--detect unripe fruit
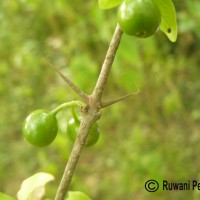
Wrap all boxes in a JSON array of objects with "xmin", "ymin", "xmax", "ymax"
[
  {"xmin": 67, "ymin": 118, "xmax": 100, "ymax": 147},
  {"xmin": 118, "ymin": 0, "xmax": 161, "ymax": 38},
  {"xmin": 22, "ymin": 110, "xmax": 58, "ymax": 147}
]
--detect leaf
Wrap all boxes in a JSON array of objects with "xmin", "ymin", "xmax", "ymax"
[
  {"xmin": 98, "ymin": 0, "xmax": 122, "ymax": 9},
  {"xmin": 66, "ymin": 191, "xmax": 92, "ymax": 200},
  {"xmin": 17, "ymin": 172, "xmax": 54, "ymax": 200},
  {"xmin": 0, "ymin": 192, "xmax": 15, "ymax": 200},
  {"xmin": 152, "ymin": 0, "xmax": 178, "ymax": 42}
]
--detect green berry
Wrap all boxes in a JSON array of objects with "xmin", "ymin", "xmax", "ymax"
[
  {"xmin": 22, "ymin": 110, "xmax": 58, "ymax": 147},
  {"xmin": 118, "ymin": 0, "xmax": 161, "ymax": 38},
  {"xmin": 67, "ymin": 118, "xmax": 100, "ymax": 147}
]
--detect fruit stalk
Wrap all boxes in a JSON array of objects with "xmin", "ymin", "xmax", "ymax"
[
  {"xmin": 51, "ymin": 100, "xmax": 84, "ymax": 116},
  {"xmin": 70, "ymin": 106, "xmax": 79, "ymax": 123}
]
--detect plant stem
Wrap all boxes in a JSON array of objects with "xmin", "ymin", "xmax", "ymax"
[
  {"xmin": 92, "ymin": 24, "xmax": 123, "ymax": 102},
  {"xmin": 55, "ymin": 113, "xmax": 99, "ymax": 200},
  {"xmin": 55, "ymin": 24, "xmax": 123, "ymax": 200},
  {"xmin": 70, "ymin": 106, "xmax": 79, "ymax": 123},
  {"xmin": 51, "ymin": 100, "xmax": 84, "ymax": 116}
]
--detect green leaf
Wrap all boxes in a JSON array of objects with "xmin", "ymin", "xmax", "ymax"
[
  {"xmin": 17, "ymin": 172, "xmax": 54, "ymax": 200},
  {"xmin": 98, "ymin": 0, "xmax": 122, "ymax": 9},
  {"xmin": 152, "ymin": 0, "xmax": 178, "ymax": 42},
  {"xmin": 0, "ymin": 192, "xmax": 15, "ymax": 200},
  {"xmin": 66, "ymin": 191, "xmax": 91, "ymax": 200}
]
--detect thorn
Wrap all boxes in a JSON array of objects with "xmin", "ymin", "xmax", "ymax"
[
  {"xmin": 101, "ymin": 90, "xmax": 140, "ymax": 108},
  {"xmin": 46, "ymin": 61, "xmax": 88, "ymax": 102}
]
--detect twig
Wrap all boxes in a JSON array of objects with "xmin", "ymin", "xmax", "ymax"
[
  {"xmin": 55, "ymin": 24, "xmax": 123, "ymax": 200},
  {"xmin": 55, "ymin": 113, "xmax": 100, "ymax": 200},
  {"xmin": 92, "ymin": 24, "xmax": 123, "ymax": 101}
]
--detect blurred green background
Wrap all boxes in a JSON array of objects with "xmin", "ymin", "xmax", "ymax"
[{"xmin": 1, "ymin": 0, "xmax": 200, "ymax": 199}]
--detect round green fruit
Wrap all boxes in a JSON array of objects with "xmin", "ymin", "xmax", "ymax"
[
  {"xmin": 22, "ymin": 109, "xmax": 58, "ymax": 147},
  {"xmin": 118, "ymin": 0, "xmax": 161, "ymax": 38},
  {"xmin": 67, "ymin": 118, "xmax": 100, "ymax": 147}
]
